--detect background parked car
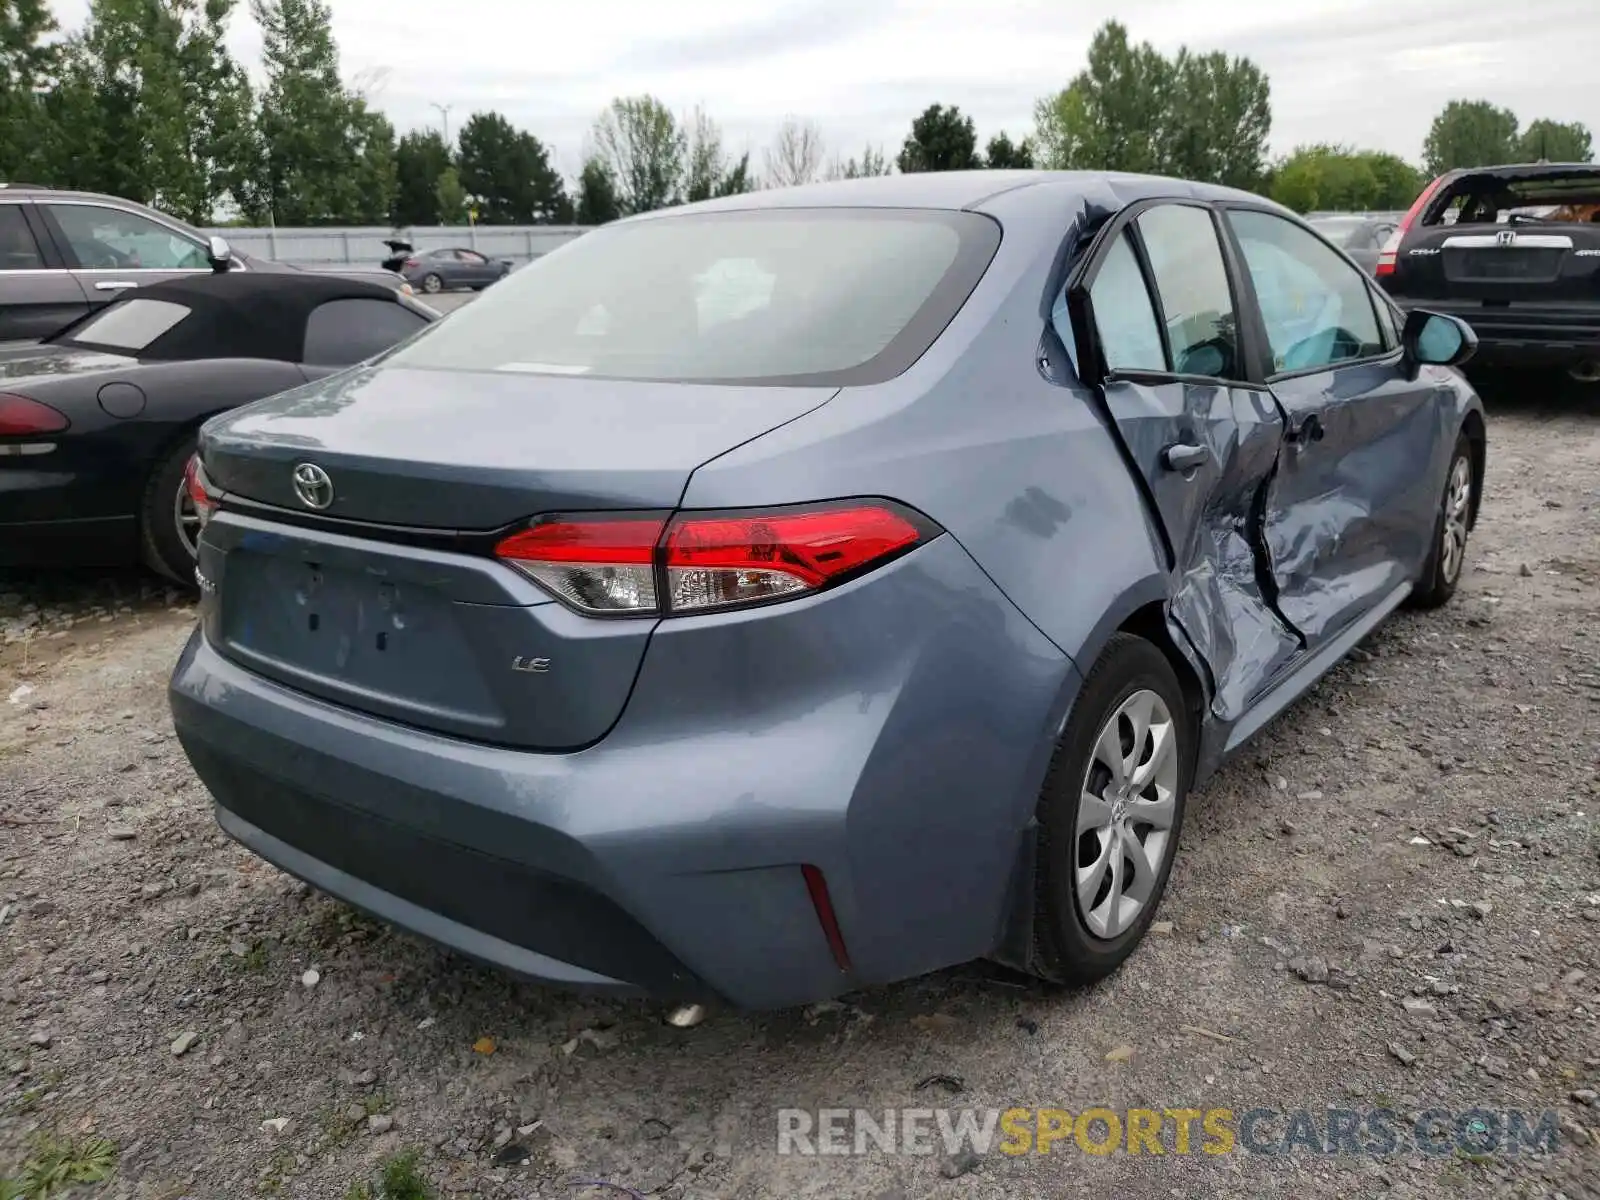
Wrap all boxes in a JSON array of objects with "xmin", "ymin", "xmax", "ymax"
[
  {"xmin": 171, "ymin": 171, "xmax": 1485, "ymax": 1011},
  {"xmin": 395, "ymin": 246, "xmax": 514, "ymax": 293},
  {"xmin": 0, "ymin": 271, "xmax": 437, "ymax": 583},
  {"xmin": 1307, "ymin": 213, "xmax": 1400, "ymax": 275},
  {"xmin": 0, "ymin": 184, "xmax": 413, "ymax": 343},
  {"xmin": 1377, "ymin": 162, "xmax": 1600, "ymax": 384}
]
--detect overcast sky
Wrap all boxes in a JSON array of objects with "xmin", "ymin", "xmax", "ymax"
[{"xmin": 50, "ymin": 0, "xmax": 1599, "ymax": 180}]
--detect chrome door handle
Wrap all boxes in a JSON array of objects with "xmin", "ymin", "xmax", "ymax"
[
  {"xmin": 1162, "ymin": 443, "xmax": 1209, "ymax": 472},
  {"xmin": 95, "ymin": 281, "xmax": 137, "ymax": 291}
]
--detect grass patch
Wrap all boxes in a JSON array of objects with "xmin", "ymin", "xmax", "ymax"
[
  {"xmin": 377, "ymin": 1150, "xmax": 434, "ymax": 1200},
  {"xmin": 341, "ymin": 1150, "xmax": 434, "ymax": 1200},
  {"xmin": 0, "ymin": 1131, "xmax": 117, "ymax": 1197}
]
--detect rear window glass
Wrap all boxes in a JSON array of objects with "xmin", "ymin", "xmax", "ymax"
[
  {"xmin": 61, "ymin": 298, "xmax": 190, "ymax": 351},
  {"xmin": 383, "ymin": 209, "xmax": 1001, "ymax": 385},
  {"xmin": 1427, "ymin": 170, "xmax": 1600, "ymax": 226}
]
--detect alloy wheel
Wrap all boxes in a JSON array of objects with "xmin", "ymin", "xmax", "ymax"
[
  {"xmin": 1074, "ymin": 688, "xmax": 1179, "ymax": 940},
  {"xmin": 173, "ymin": 477, "xmax": 201, "ymax": 560},
  {"xmin": 1440, "ymin": 455, "xmax": 1471, "ymax": 585}
]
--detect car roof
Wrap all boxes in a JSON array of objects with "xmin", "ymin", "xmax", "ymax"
[
  {"xmin": 52, "ymin": 271, "xmax": 408, "ymax": 363},
  {"xmin": 629, "ymin": 169, "xmax": 1273, "ymax": 220},
  {"xmin": 1440, "ymin": 162, "xmax": 1600, "ymax": 182}
]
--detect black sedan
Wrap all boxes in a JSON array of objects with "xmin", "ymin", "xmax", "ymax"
[{"xmin": 0, "ymin": 272, "xmax": 437, "ymax": 583}]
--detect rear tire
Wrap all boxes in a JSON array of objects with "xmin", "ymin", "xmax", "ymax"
[
  {"xmin": 1407, "ymin": 432, "xmax": 1473, "ymax": 610},
  {"xmin": 421, "ymin": 273, "xmax": 443, "ymax": 294},
  {"xmin": 1030, "ymin": 634, "xmax": 1191, "ymax": 986},
  {"xmin": 139, "ymin": 434, "xmax": 199, "ymax": 587}
]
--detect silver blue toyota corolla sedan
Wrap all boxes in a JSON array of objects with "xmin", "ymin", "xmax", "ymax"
[{"xmin": 169, "ymin": 171, "xmax": 1485, "ymax": 1010}]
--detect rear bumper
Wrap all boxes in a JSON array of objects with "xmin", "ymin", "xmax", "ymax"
[
  {"xmin": 1395, "ymin": 298, "xmax": 1600, "ymax": 367},
  {"xmin": 169, "ymin": 535, "xmax": 1078, "ymax": 1009}
]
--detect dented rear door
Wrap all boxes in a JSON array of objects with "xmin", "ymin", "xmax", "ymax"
[{"xmin": 1073, "ymin": 202, "xmax": 1303, "ymax": 723}]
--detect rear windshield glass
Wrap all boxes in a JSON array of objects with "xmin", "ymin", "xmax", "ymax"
[
  {"xmin": 59, "ymin": 297, "xmax": 190, "ymax": 351},
  {"xmin": 1426, "ymin": 170, "xmax": 1600, "ymax": 226},
  {"xmin": 383, "ymin": 208, "xmax": 1001, "ymax": 385}
]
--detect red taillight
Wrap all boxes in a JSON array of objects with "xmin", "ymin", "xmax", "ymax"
[
  {"xmin": 0, "ymin": 393, "xmax": 68, "ymax": 436},
  {"xmin": 183, "ymin": 453, "xmax": 219, "ymax": 528},
  {"xmin": 493, "ymin": 501, "xmax": 936, "ymax": 617},
  {"xmin": 404, "ymin": 258, "xmax": 419, "ymax": 268},
  {"xmin": 1377, "ymin": 173, "xmax": 1448, "ymax": 278},
  {"xmin": 494, "ymin": 516, "xmax": 663, "ymax": 614}
]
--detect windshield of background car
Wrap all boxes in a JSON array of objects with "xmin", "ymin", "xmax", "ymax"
[
  {"xmin": 58, "ymin": 298, "xmax": 190, "ymax": 352},
  {"xmin": 382, "ymin": 208, "xmax": 1002, "ymax": 385}
]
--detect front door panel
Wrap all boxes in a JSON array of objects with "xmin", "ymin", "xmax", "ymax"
[{"xmin": 1265, "ymin": 361, "xmax": 1446, "ymax": 643}]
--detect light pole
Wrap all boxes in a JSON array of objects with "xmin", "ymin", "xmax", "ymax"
[{"xmin": 431, "ymin": 102, "xmax": 453, "ymax": 146}]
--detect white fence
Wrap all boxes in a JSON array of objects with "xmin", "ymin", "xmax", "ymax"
[{"xmin": 203, "ymin": 225, "xmax": 588, "ymax": 267}]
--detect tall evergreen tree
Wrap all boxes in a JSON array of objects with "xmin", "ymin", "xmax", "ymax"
[
  {"xmin": 394, "ymin": 128, "xmax": 451, "ymax": 226},
  {"xmin": 456, "ymin": 110, "xmax": 570, "ymax": 223}
]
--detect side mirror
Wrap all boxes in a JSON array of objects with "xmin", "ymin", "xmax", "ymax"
[
  {"xmin": 206, "ymin": 235, "xmax": 233, "ymax": 274},
  {"xmin": 1402, "ymin": 309, "xmax": 1476, "ymax": 372}
]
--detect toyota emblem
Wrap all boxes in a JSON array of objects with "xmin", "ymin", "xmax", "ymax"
[{"xmin": 292, "ymin": 462, "xmax": 334, "ymax": 510}]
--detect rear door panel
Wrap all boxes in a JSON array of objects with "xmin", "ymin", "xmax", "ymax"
[
  {"xmin": 0, "ymin": 204, "xmax": 90, "ymax": 341},
  {"xmin": 1074, "ymin": 204, "xmax": 1302, "ymax": 722}
]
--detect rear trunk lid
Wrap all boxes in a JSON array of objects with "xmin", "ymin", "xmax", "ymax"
[
  {"xmin": 1397, "ymin": 222, "xmax": 1600, "ymax": 303},
  {"xmin": 196, "ymin": 365, "xmax": 837, "ymax": 750}
]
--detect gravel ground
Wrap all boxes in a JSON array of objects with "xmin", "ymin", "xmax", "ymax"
[{"xmin": 2, "ymin": 387, "xmax": 1598, "ymax": 1200}]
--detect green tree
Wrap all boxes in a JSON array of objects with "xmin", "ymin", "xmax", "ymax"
[
  {"xmin": 1033, "ymin": 22, "xmax": 1174, "ymax": 174},
  {"xmin": 394, "ymin": 129, "xmax": 451, "ymax": 225},
  {"xmin": 984, "ymin": 132, "xmax": 1034, "ymax": 169},
  {"xmin": 1422, "ymin": 100, "xmax": 1518, "ymax": 175},
  {"xmin": 897, "ymin": 104, "xmax": 980, "ymax": 173},
  {"xmin": 433, "ymin": 165, "xmax": 466, "ymax": 223},
  {"xmin": 251, "ymin": 0, "xmax": 388, "ymax": 223},
  {"xmin": 683, "ymin": 108, "xmax": 752, "ymax": 201},
  {"xmin": 1517, "ymin": 118, "xmax": 1593, "ymax": 163},
  {"xmin": 1269, "ymin": 144, "xmax": 1378, "ymax": 213},
  {"xmin": 1164, "ymin": 48, "xmax": 1271, "ymax": 188},
  {"xmin": 826, "ymin": 145, "xmax": 890, "ymax": 179},
  {"xmin": 41, "ymin": 0, "xmax": 253, "ymax": 222},
  {"xmin": 1033, "ymin": 20, "xmax": 1270, "ymax": 189},
  {"xmin": 1360, "ymin": 151, "xmax": 1424, "ymax": 209},
  {"xmin": 456, "ymin": 110, "xmax": 570, "ymax": 223},
  {"xmin": 590, "ymin": 95, "xmax": 683, "ymax": 214},
  {"xmin": 0, "ymin": 0, "xmax": 63, "ymax": 180},
  {"xmin": 574, "ymin": 157, "xmax": 621, "ymax": 225}
]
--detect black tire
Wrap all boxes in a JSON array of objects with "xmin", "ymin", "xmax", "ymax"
[
  {"xmin": 421, "ymin": 273, "xmax": 443, "ymax": 294},
  {"xmin": 1030, "ymin": 634, "xmax": 1191, "ymax": 986},
  {"xmin": 138, "ymin": 433, "xmax": 199, "ymax": 586},
  {"xmin": 1406, "ymin": 432, "xmax": 1473, "ymax": 610}
]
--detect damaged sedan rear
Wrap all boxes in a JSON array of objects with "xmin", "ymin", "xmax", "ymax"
[{"xmin": 168, "ymin": 171, "xmax": 1486, "ymax": 1009}]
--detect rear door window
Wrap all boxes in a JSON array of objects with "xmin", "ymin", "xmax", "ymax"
[
  {"xmin": 303, "ymin": 298, "xmax": 430, "ymax": 366},
  {"xmin": 1227, "ymin": 210, "xmax": 1385, "ymax": 373},
  {"xmin": 382, "ymin": 209, "xmax": 1001, "ymax": 386},
  {"xmin": 1135, "ymin": 205, "xmax": 1240, "ymax": 379},
  {"xmin": 0, "ymin": 206, "xmax": 45, "ymax": 270},
  {"xmin": 1084, "ymin": 233, "xmax": 1166, "ymax": 373}
]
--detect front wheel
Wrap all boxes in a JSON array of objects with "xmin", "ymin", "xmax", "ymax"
[
  {"xmin": 421, "ymin": 273, "xmax": 443, "ymax": 294},
  {"xmin": 1029, "ymin": 634, "xmax": 1191, "ymax": 986},
  {"xmin": 139, "ymin": 435, "xmax": 200, "ymax": 586},
  {"xmin": 1407, "ymin": 432, "xmax": 1473, "ymax": 610}
]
